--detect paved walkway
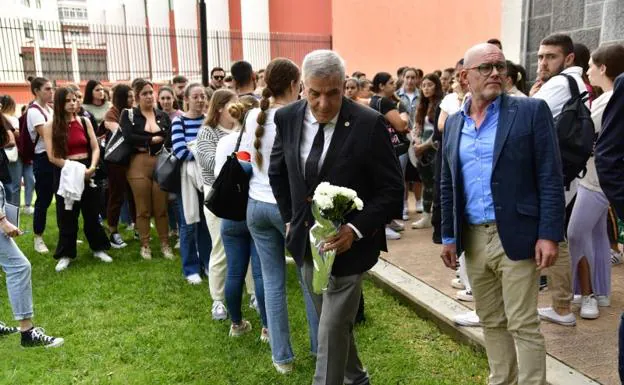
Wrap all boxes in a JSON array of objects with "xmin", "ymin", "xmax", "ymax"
[{"xmin": 383, "ymin": 212, "xmax": 621, "ymax": 385}]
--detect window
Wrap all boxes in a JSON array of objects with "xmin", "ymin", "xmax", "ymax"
[
  {"xmin": 59, "ymin": 6, "xmax": 88, "ymax": 20},
  {"xmin": 23, "ymin": 21, "xmax": 33, "ymax": 39},
  {"xmin": 38, "ymin": 25, "xmax": 44, "ymax": 41}
]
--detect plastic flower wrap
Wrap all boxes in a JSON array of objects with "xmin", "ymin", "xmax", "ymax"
[{"xmin": 310, "ymin": 182, "xmax": 364, "ymax": 294}]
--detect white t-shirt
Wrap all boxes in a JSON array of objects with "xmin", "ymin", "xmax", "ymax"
[
  {"xmin": 26, "ymin": 102, "xmax": 53, "ymax": 154},
  {"xmin": 214, "ymin": 131, "xmax": 239, "ymax": 177},
  {"xmin": 440, "ymin": 93, "xmax": 462, "ymax": 116},
  {"xmin": 533, "ymin": 66, "xmax": 587, "ymax": 119},
  {"xmin": 239, "ymin": 107, "xmax": 279, "ymax": 204},
  {"xmin": 3, "ymin": 114, "xmax": 19, "ymax": 130}
]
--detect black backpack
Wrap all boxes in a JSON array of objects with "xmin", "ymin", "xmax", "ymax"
[{"xmin": 554, "ymin": 74, "xmax": 595, "ymax": 188}]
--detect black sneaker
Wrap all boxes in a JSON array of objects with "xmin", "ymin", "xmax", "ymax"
[
  {"xmin": 0, "ymin": 321, "xmax": 19, "ymax": 336},
  {"xmin": 109, "ymin": 233, "xmax": 128, "ymax": 249},
  {"xmin": 21, "ymin": 327, "xmax": 64, "ymax": 348}
]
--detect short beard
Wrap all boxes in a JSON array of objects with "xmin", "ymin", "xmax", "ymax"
[{"xmin": 541, "ymin": 63, "xmax": 566, "ymax": 82}]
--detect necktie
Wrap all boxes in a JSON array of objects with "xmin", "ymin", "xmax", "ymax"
[{"xmin": 305, "ymin": 122, "xmax": 326, "ymax": 185}]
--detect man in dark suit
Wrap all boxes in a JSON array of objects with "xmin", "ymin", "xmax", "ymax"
[
  {"xmin": 440, "ymin": 43, "xmax": 565, "ymax": 384},
  {"xmin": 269, "ymin": 50, "xmax": 403, "ymax": 385},
  {"xmin": 595, "ymin": 72, "xmax": 624, "ymax": 383}
]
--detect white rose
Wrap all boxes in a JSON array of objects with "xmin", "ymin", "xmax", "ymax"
[
  {"xmin": 354, "ymin": 197, "xmax": 364, "ymax": 210},
  {"xmin": 315, "ymin": 195, "xmax": 334, "ymax": 210}
]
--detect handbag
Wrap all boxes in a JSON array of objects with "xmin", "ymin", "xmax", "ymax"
[
  {"xmin": 103, "ymin": 109, "xmax": 134, "ymax": 165},
  {"xmin": 372, "ymin": 97, "xmax": 410, "ymax": 156},
  {"xmin": 204, "ymin": 125, "xmax": 250, "ymax": 221},
  {"xmin": 154, "ymin": 146, "xmax": 181, "ymax": 193}
]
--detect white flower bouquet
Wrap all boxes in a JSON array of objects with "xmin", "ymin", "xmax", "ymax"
[{"xmin": 310, "ymin": 182, "xmax": 364, "ymax": 294}]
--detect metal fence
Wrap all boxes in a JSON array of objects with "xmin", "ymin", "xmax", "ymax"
[{"xmin": 0, "ymin": 17, "xmax": 332, "ymax": 84}]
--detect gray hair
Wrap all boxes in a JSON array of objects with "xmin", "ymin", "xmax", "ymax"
[{"xmin": 302, "ymin": 50, "xmax": 346, "ymax": 83}]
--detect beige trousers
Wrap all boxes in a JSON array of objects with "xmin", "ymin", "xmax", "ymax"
[
  {"xmin": 203, "ymin": 190, "xmax": 255, "ymax": 301},
  {"xmin": 464, "ymin": 224, "xmax": 546, "ymax": 385},
  {"xmin": 544, "ymin": 241, "xmax": 573, "ymax": 311}
]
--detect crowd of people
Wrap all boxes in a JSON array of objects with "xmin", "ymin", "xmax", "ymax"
[{"xmin": 0, "ymin": 32, "xmax": 622, "ymax": 385}]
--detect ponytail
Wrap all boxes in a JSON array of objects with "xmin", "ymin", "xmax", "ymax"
[{"xmin": 254, "ymin": 87, "xmax": 272, "ymax": 169}]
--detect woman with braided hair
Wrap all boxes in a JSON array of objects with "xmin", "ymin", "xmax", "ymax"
[{"xmin": 239, "ymin": 58, "xmax": 319, "ymax": 374}]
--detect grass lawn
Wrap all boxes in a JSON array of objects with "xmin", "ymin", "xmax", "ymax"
[{"xmin": 0, "ymin": 205, "xmax": 488, "ymax": 384}]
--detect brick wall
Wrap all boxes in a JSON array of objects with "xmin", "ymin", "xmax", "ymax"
[{"xmin": 522, "ymin": 0, "xmax": 624, "ymax": 81}]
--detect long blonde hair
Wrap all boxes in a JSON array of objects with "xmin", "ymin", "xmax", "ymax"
[{"xmin": 204, "ymin": 89, "xmax": 237, "ymax": 128}]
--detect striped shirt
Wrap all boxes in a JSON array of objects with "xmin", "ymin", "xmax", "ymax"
[
  {"xmin": 171, "ymin": 115, "xmax": 205, "ymax": 161},
  {"xmin": 196, "ymin": 125, "xmax": 235, "ymax": 186}
]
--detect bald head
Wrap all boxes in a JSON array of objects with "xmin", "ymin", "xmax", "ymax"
[
  {"xmin": 464, "ymin": 43, "xmax": 504, "ymax": 67},
  {"xmin": 461, "ymin": 43, "xmax": 506, "ymax": 104}
]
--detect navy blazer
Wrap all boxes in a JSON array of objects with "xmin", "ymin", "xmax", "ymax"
[
  {"xmin": 596, "ymin": 73, "xmax": 624, "ymax": 219},
  {"xmin": 440, "ymin": 94, "xmax": 565, "ymax": 261},
  {"xmin": 268, "ymin": 98, "xmax": 404, "ymax": 276}
]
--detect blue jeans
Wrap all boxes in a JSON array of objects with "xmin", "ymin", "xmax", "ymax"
[
  {"xmin": 247, "ymin": 198, "xmax": 319, "ymax": 364},
  {"xmin": 6, "ymin": 159, "xmax": 35, "ymax": 207},
  {"xmin": 221, "ymin": 218, "xmax": 267, "ymax": 327},
  {"xmin": 177, "ymin": 192, "xmax": 211, "ymax": 277},
  {"xmin": 0, "ymin": 183, "xmax": 33, "ymax": 320}
]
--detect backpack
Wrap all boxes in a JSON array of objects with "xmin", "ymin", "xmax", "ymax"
[
  {"xmin": 17, "ymin": 103, "xmax": 47, "ymax": 164},
  {"xmin": 370, "ymin": 96, "xmax": 410, "ymax": 155},
  {"xmin": 554, "ymin": 74, "xmax": 595, "ymax": 188}
]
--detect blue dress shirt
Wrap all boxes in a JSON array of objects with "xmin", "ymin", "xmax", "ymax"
[{"xmin": 442, "ymin": 96, "xmax": 501, "ymax": 245}]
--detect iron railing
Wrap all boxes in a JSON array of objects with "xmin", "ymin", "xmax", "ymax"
[{"xmin": 0, "ymin": 17, "xmax": 332, "ymax": 84}]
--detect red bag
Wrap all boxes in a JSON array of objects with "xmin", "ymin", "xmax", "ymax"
[{"xmin": 17, "ymin": 103, "xmax": 46, "ymax": 164}]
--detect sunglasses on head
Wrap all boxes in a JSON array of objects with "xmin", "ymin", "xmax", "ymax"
[{"xmin": 213, "ymin": 76, "xmax": 224, "ymax": 80}]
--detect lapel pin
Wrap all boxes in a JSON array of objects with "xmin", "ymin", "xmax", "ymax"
[{"xmin": 345, "ymin": 121, "xmax": 350, "ymax": 127}]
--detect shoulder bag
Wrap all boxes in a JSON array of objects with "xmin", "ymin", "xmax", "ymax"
[
  {"xmin": 204, "ymin": 123, "xmax": 250, "ymax": 221},
  {"xmin": 104, "ymin": 109, "xmax": 134, "ymax": 165}
]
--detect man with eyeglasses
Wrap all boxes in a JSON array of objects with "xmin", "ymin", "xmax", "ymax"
[
  {"xmin": 440, "ymin": 43, "xmax": 565, "ymax": 385},
  {"xmin": 530, "ymin": 34, "xmax": 588, "ymax": 328},
  {"xmin": 209, "ymin": 67, "xmax": 226, "ymax": 91}
]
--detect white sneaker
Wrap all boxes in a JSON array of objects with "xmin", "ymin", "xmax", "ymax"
[
  {"xmin": 572, "ymin": 294, "xmax": 610, "ymax": 307},
  {"xmin": 34, "ymin": 236, "xmax": 49, "ymax": 254},
  {"xmin": 597, "ymin": 295, "xmax": 610, "ymax": 307},
  {"xmin": 55, "ymin": 257, "xmax": 71, "ymax": 272},
  {"xmin": 23, "ymin": 206, "xmax": 34, "ymax": 215},
  {"xmin": 385, "ymin": 227, "xmax": 401, "ymax": 240},
  {"xmin": 174, "ymin": 239, "xmax": 180, "ymax": 249},
  {"xmin": 415, "ymin": 200, "xmax": 424, "ymax": 213},
  {"xmin": 538, "ymin": 307, "xmax": 576, "ymax": 326},
  {"xmin": 411, "ymin": 213, "xmax": 432, "ymax": 229},
  {"xmin": 212, "ymin": 301, "xmax": 228, "ymax": 320},
  {"xmin": 389, "ymin": 220, "xmax": 405, "ymax": 232},
  {"xmin": 456, "ymin": 290, "xmax": 474, "ymax": 302},
  {"xmin": 285, "ymin": 256, "xmax": 296, "ymax": 265},
  {"xmin": 186, "ymin": 273, "xmax": 202, "ymax": 285},
  {"xmin": 229, "ymin": 320, "xmax": 252, "ymax": 337},
  {"xmin": 402, "ymin": 207, "xmax": 409, "ymax": 221},
  {"xmin": 161, "ymin": 245, "xmax": 174, "ymax": 260},
  {"xmin": 580, "ymin": 295, "xmax": 599, "ymax": 319},
  {"xmin": 93, "ymin": 251, "xmax": 113, "ymax": 263},
  {"xmin": 273, "ymin": 361, "xmax": 293, "ymax": 374},
  {"xmin": 453, "ymin": 311, "xmax": 481, "ymax": 327},
  {"xmin": 451, "ymin": 278, "xmax": 466, "ymax": 290},
  {"xmin": 611, "ymin": 249, "xmax": 623, "ymax": 265},
  {"xmin": 140, "ymin": 246, "xmax": 152, "ymax": 260}
]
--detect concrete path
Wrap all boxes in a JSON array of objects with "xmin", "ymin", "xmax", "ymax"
[{"xmin": 376, "ymin": 212, "xmax": 621, "ymax": 385}]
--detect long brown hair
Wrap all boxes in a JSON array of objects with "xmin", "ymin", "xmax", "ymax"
[
  {"xmin": 415, "ymin": 73, "xmax": 443, "ymax": 128},
  {"xmin": 254, "ymin": 58, "xmax": 300, "ymax": 168},
  {"xmin": 51, "ymin": 87, "xmax": 75, "ymax": 159},
  {"xmin": 204, "ymin": 89, "xmax": 236, "ymax": 128}
]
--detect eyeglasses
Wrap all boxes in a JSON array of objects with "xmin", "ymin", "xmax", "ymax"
[
  {"xmin": 213, "ymin": 76, "xmax": 224, "ymax": 80},
  {"xmin": 467, "ymin": 62, "xmax": 507, "ymax": 77}
]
